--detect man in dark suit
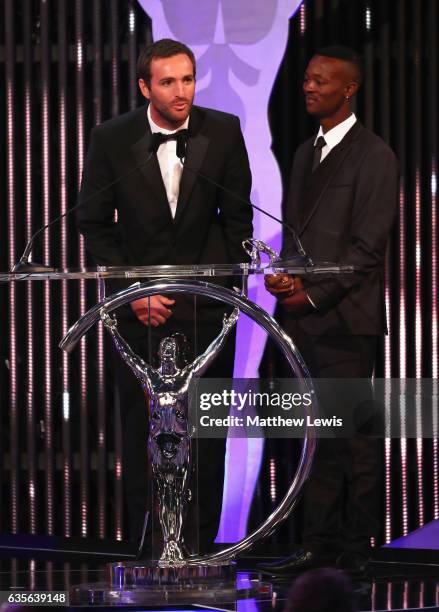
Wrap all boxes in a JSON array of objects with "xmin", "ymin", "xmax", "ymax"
[
  {"xmin": 261, "ymin": 46, "xmax": 398, "ymax": 574},
  {"xmin": 77, "ymin": 39, "xmax": 253, "ymax": 551}
]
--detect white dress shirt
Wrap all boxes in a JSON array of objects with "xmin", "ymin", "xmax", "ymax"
[
  {"xmin": 147, "ymin": 105, "xmax": 189, "ymax": 218},
  {"xmin": 315, "ymin": 112, "xmax": 357, "ymax": 164}
]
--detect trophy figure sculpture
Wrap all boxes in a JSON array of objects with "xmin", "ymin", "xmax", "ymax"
[{"xmin": 100, "ymin": 307, "xmax": 239, "ymax": 567}]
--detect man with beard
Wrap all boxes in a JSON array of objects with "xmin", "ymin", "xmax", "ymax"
[
  {"xmin": 78, "ymin": 38, "xmax": 253, "ymax": 552},
  {"xmin": 261, "ymin": 46, "xmax": 398, "ymax": 575}
]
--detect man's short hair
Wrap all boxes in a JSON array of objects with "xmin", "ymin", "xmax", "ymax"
[
  {"xmin": 137, "ymin": 38, "xmax": 196, "ymax": 86},
  {"xmin": 315, "ymin": 45, "xmax": 363, "ymax": 85}
]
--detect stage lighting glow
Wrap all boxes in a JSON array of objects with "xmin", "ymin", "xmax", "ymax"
[
  {"xmin": 399, "ymin": 184, "xmax": 408, "ymax": 536},
  {"xmin": 365, "ymin": 6, "xmax": 372, "ymax": 31},
  {"xmin": 269, "ymin": 458, "xmax": 276, "ymax": 503},
  {"xmin": 415, "ymin": 168, "xmax": 424, "ymax": 527},
  {"xmin": 300, "ymin": 3, "xmax": 306, "ymax": 35},
  {"xmin": 24, "ymin": 35, "xmax": 37, "ymax": 534}
]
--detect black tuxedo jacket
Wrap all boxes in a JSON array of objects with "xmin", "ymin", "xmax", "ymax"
[
  {"xmin": 77, "ymin": 104, "xmax": 253, "ymax": 333},
  {"xmin": 283, "ymin": 121, "xmax": 398, "ymax": 336},
  {"xmin": 78, "ymin": 104, "xmax": 252, "ymax": 277}
]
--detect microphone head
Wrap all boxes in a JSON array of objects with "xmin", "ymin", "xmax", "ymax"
[{"xmin": 176, "ymin": 129, "xmax": 189, "ymax": 160}]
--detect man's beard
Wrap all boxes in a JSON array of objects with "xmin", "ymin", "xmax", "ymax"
[{"xmin": 154, "ymin": 99, "xmax": 193, "ymax": 128}]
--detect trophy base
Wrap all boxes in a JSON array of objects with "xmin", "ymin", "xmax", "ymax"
[{"xmin": 70, "ymin": 563, "xmax": 271, "ymax": 606}]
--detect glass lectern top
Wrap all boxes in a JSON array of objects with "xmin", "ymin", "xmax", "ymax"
[{"xmin": 1, "ymin": 260, "xmax": 354, "ymax": 282}]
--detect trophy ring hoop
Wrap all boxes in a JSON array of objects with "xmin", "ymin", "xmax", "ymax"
[{"xmin": 60, "ymin": 278, "xmax": 318, "ymax": 566}]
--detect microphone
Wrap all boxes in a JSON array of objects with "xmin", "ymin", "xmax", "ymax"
[
  {"xmin": 12, "ymin": 148, "xmax": 158, "ymax": 273},
  {"xmin": 176, "ymin": 130, "xmax": 188, "ymax": 161},
  {"xmin": 175, "ymin": 132, "xmax": 311, "ymax": 264}
]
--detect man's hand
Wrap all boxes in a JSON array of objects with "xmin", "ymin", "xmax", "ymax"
[
  {"xmin": 130, "ymin": 295, "xmax": 175, "ymax": 327},
  {"xmin": 264, "ymin": 274, "xmax": 303, "ymax": 297},
  {"xmin": 264, "ymin": 274, "xmax": 314, "ymax": 316}
]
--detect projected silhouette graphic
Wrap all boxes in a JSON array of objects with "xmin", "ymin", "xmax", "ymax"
[{"xmin": 137, "ymin": 0, "xmax": 303, "ymax": 542}]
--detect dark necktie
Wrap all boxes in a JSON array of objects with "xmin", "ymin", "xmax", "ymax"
[{"xmin": 312, "ymin": 135, "xmax": 327, "ymax": 172}]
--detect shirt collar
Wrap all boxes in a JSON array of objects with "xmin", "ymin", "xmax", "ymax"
[
  {"xmin": 147, "ymin": 104, "xmax": 190, "ymax": 135},
  {"xmin": 315, "ymin": 113, "xmax": 357, "ymax": 149}
]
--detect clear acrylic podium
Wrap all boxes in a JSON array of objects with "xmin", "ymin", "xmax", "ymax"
[{"xmin": 2, "ymin": 250, "xmax": 353, "ymax": 606}]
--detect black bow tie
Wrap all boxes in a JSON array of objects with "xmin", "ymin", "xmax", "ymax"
[
  {"xmin": 149, "ymin": 129, "xmax": 189, "ymax": 157},
  {"xmin": 154, "ymin": 129, "xmax": 188, "ymax": 145}
]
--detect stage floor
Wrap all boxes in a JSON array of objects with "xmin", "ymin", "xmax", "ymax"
[{"xmin": 0, "ymin": 556, "xmax": 439, "ymax": 611}]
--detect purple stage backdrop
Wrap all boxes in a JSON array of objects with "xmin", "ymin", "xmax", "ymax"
[{"xmin": 137, "ymin": 0, "xmax": 303, "ymax": 541}]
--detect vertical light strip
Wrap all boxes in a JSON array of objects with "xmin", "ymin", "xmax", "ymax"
[
  {"xmin": 399, "ymin": 182, "xmax": 408, "ymax": 536},
  {"xmin": 23, "ymin": 0, "xmax": 37, "ymax": 535},
  {"xmin": 128, "ymin": 0, "xmax": 137, "ymax": 109},
  {"xmin": 378, "ymin": 10, "xmax": 392, "ymax": 544},
  {"xmin": 414, "ymin": 0, "xmax": 423, "ymax": 527},
  {"xmin": 29, "ymin": 560, "xmax": 36, "ymax": 590},
  {"xmin": 5, "ymin": 0, "xmax": 18, "ymax": 535},
  {"xmin": 432, "ymin": 163, "xmax": 438, "ymax": 518},
  {"xmin": 429, "ymin": 0, "xmax": 438, "ymax": 524},
  {"xmin": 384, "ymin": 253, "xmax": 392, "ymax": 378},
  {"xmin": 111, "ymin": 0, "xmax": 120, "ymax": 117},
  {"xmin": 365, "ymin": 5, "xmax": 372, "ymax": 31},
  {"xmin": 76, "ymin": 0, "xmax": 88, "ymax": 538},
  {"xmin": 419, "ymin": 581, "xmax": 424, "ymax": 609},
  {"xmin": 386, "ymin": 582, "xmax": 392, "ymax": 611},
  {"xmin": 111, "ymin": 0, "xmax": 123, "ymax": 540},
  {"xmin": 384, "ymin": 380, "xmax": 392, "ymax": 543},
  {"xmin": 414, "ymin": 172, "xmax": 422, "ymax": 371},
  {"xmin": 433, "ymin": 378, "xmax": 439, "ymax": 520},
  {"xmin": 58, "ymin": 0, "xmax": 71, "ymax": 538},
  {"xmin": 41, "ymin": 0, "xmax": 54, "ymax": 536},
  {"xmin": 398, "ymin": 200, "xmax": 407, "ymax": 372},
  {"xmin": 269, "ymin": 457, "xmax": 276, "ymax": 503},
  {"xmin": 93, "ymin": 0, "xmax": 103, "ymax": 125},
  {"xmin": 415, "ymin": 166, "xmax": 424, "ymax": 526},
  {"xmin": 46, "ymin": 561, "xmax": 53, "ymax": 591},
  {"xmin": 299, "ymin": 3, "xmax": 306, "ymax": 36},
  {"xmin": 115, "ymin": 400, "xmax": 124, "ymax": 541},
  {"xmin": 403, "ymin": 581, "xmax": 409, "ymax": 610},
  {"xmin": 415, "ymin": 381, "xmax": 424, "ymax": 526},
  {"xmin": 396, "ymin": 3, "xmax": 408, "ymax": 539},
  {"xmin": 93, "ymin": 0, "xmax": 106, "ymax": 539},
  {"xmin": 432, "ymin": 162, "xmax": 438, "ymax": 381},
  {"xmin": 384, "ymin": 254, "xmax": 392, "ymax": 542}
]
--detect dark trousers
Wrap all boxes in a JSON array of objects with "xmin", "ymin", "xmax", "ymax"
[
  {"xmin": 113, "ymin": 303, "xmax": 234, "ymax": 552},
  {"xmin": 287, "ymin": 322, "xmax": 380, "ymax": 556}
]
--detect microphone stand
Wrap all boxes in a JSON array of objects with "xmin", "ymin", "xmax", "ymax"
[
  {"xmin": 12, "ymin": 145, "xmax": 160, "ymax": 273},
  {"xmin": 175, "ymin": 137, "xmax": 312, "ymax": 266}
]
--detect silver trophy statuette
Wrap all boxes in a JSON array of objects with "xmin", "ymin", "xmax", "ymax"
[{"xmin": 100, "ymin": 307, "xmax": 239, "ymax": 567}]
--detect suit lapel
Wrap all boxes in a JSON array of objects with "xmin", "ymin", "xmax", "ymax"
[
  {"xmin": 291, "ymin": 142, "xmax": 313, "ymax": 228},
  {"xmin": 299, "ymin": 121, "xmax": 363, "ymax": 234},
  {"xmin": 130, "ymin": 117, "xmax": 173, "ymax": 223},
  {"xmin": 174, "ymin": 108, "xmax": 209, "ymax": 225}
]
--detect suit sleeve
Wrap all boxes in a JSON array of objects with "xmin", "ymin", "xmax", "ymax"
[
  {"xmin": 306, "ymin": 145, "xmax": 398, "ymax": 310},
  {"xmin": 218, "ymin": 117, "xmax": 253, "ymax": 263},
  {"xmin": 77, "ymin": 126, "xmax": 129, "ymax": 268}
]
